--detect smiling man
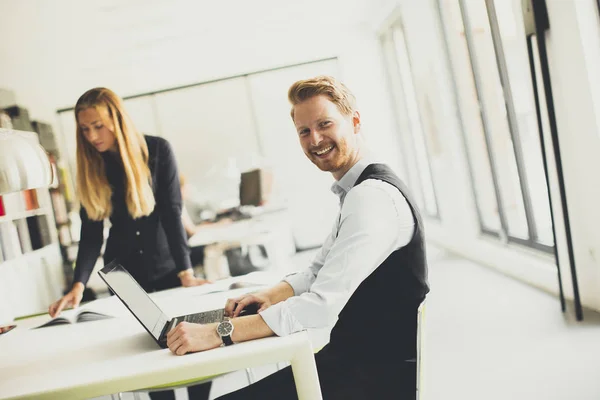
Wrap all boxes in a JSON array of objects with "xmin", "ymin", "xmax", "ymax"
[{"xmin": 166, "ymin": 76, "xmax": 430, "ymax": 399}]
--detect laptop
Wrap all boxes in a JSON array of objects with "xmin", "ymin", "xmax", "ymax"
[{"xmin": 98, "ymin": 260, "xmax": 255, "ymax": 348}]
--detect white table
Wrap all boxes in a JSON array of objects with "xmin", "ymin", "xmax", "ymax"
[
  {"xmin": 188, "ymin": 208, "xmax": 296, "ymax": 281},
  {"xmin": 0, "ymin": 280, "xmax": 322, "ymax": 400},
  {"xmin": 188, "ymin": 206, "xmax": 296, "ymax": 248}
]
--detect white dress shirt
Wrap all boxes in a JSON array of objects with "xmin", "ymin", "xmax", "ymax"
[{"xmin": 259, "ymin": 158, "xmax": 416, "ymax": 337}]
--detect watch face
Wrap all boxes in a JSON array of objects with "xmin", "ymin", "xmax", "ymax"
[{"xmin": 217, "ymin": 321, "xmax": 233, "ymax": 336}]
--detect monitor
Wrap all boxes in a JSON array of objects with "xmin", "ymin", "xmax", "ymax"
[{"xmin": 239, "ymin": 168, "xmax": 272, "ymax": 207}]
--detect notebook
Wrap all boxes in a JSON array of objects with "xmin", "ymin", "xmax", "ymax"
[{"xmin": 35, "ymin": 309, "xmax": 112, "ymax": 329}]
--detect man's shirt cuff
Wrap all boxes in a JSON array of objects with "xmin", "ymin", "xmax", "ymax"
[{"xmin": 283, "ymin": 272, "xmax": 313, "ymax": 296}]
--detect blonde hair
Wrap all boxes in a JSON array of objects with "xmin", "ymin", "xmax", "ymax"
[
  {"xmin": 288, "ymin": 75, "xmax": 357, "ymax": 120},
  {"xmin": 75, "ymin": 87, "xmax": 155, "ymax": 221}
]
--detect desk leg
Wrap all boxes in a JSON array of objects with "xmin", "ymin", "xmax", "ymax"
[{"xmin": 290, "ymin": 339, "xmax": 322, "ymax": 400}]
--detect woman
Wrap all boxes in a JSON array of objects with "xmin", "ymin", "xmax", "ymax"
[{"xmin": 48, "ymin": 87, "xmax": 211, "ymax": 400}]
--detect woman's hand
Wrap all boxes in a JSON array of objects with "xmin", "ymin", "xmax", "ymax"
[
  {"xmin": 224, "ymin": 291, "xmax": 272, "ymax": 318},
  {"xmin": 167, "ymin": 321, "xmax": 221, "ymax": 355},
  {"xmin": 178, "ymin": 269, "xmax": 212, "ymax": 287},
  {"xmin": 48, "ymin": 283, "xmax": 85, "ymax": 318},
  {"xmin": 214, "ymin": 217, "xmax": 233, "ymax": 226}
]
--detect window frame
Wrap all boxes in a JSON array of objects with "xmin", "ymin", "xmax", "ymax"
[{"xmin": 379, "ymin": 21, "xmax": 442, "ymax": 220}]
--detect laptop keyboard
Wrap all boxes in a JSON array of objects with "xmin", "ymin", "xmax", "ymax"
[{"xmin": 183, "ymin": 308, "xmax": 225, "ymax": 324}]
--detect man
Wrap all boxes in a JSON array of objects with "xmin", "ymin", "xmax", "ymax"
[{"xmin": 166, "ymin": 76, "xmax": 429, "ymax": 399}]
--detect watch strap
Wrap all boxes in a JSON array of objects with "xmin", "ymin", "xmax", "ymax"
[{"xmin": 222, "ymin": 334, "xmax": 234, "ymax": 346}]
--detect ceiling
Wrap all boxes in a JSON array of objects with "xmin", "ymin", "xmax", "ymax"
[
  {"xmin": 1, "ymin": 0, "xmax": 384, "ymax": 72},
  {"xmin": 0, "ymin": 0, "xmax": 386, "ymax": 116}
]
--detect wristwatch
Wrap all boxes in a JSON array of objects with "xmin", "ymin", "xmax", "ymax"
[{"xmin": 216, "ymin": 319, "xmax": 234, "ymax": 346}]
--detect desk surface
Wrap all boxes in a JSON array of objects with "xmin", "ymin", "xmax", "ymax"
[{"xmin": 0, "ymin": 276, "xmax": 321, "ymax": 400}]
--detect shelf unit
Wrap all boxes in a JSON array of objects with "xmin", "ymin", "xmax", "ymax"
[
  {"xmin": 28, "ymin": 118, "xmax": 79, "ymax": 287},
  {"xmin": 0, "ymin": 129, "xmax": 64, "ymax": 322},
  {"xmin": 0, "ymin": 206, "xmax": 53, "ymax": 223},
  {"xmin": 0, "ymin": 243, "xmax": 63, "ymax": 320}
]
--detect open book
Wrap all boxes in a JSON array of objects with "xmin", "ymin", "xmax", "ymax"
[{"xmin": 35, "ymin": 309, "xmax": 112, "ymax": 329}]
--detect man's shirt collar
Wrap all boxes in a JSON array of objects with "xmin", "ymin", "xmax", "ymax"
[{"xmin": 330, "ymin": 158, "xmax": 374, "ymax": 203}]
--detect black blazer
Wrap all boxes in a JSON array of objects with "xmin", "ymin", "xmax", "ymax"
[{"xmin": 73, "ymin": 135, "xmax": 192, "ymax": 288}]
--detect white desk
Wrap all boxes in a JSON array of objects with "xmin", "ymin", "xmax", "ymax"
[
  {"xmin": 188, "ymin": 208, "xmax": 296, "ymax": 281},
  {"xmin": 0, "ymin": 279, "xmax": 322, "ymax": 400},
  {"xmin": 188, "ymin": 206, "xmax": 294, "ymax": 248}
]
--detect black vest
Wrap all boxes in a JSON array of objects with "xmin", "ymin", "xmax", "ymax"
[{"xmin": 327, "ymin": 163, "xmax": 430, "ymax": 364}]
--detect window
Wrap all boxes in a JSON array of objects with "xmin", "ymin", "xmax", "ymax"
[
  {"xmin": 490, "ymin": 0, "xmax": 553, "ymax": 246},
  {"xmin": 436, "ymin": 1, "xmax": 502, "ymax": 233},
  {"xmin": 437, "ymin": 0, "xmax": 554, "ymax": 251}
]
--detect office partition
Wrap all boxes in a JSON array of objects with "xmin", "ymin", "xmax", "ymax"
[
  {"xmin": 153, "ymin": 77, "xmax": 261, "ymax": 207},
  {"xmin": 123, "ymin": 96, "xmax": 162, "ymax": 138},
  {"xmin": 247, "ymin": 59, "xmax": 339, "ymax": 248}
]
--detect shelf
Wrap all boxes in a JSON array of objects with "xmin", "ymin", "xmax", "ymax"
[
  {"xmin": 0, "ymin": 207, "xmax": 53, "ymax": 223},
  {"xmin": 23, "ymin": 243, "xmax": 59, "ymax": 258},
  {"xmin": 1, "ymin": 242, "xmax": 60, "ymax": 265}
]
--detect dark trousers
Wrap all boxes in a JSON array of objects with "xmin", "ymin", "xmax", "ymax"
[
  {"xmin": 144, "ymin": 269, "xmax": 182, "ymax": 292},
  {"xmin": 190, "ymin": 245, "xmax": 206, "ymax": 267},
  {"xmin": 215, "ymin": 346, "xmax": 416, "ymax": 400},
  {"xmin": 149, "ymin": 383, "xmax": 212, "ymax": 400}
]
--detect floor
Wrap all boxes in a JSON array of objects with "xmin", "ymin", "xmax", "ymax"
[
  {"xmin": 94, "ymin": 245, "xmax": 600, "ymax": 400},
  {"xmin": 421, "ymin": 246, "xmax": 600, "ymax": 400}
]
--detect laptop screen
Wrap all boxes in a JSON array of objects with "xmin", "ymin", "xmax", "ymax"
[{"xmin": 98, "ymin": 261, "xmax": 168, "ymax": 340}]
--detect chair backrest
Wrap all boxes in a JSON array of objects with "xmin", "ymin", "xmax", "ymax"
[{"xmin": 416, "ymin": 299, "xmax": 427, "ymax": 400}]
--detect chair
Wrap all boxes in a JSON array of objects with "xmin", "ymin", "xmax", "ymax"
[{"xmin": 416, "ymin": 300, "xmax": 427, "ymax": 400}]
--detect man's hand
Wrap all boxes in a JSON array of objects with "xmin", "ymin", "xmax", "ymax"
[
  {"xmin": 178, "ymin": 269, "xmax": 212, "ymax": 287},
  {"xmin": 224, "ymin": 281, "xmax": 295, "ymax": 317},
  {"xmin": 48, "ymin": 282, "xmax": 84, "ymax": 318},
  {"xmin": 167, "ymin": 322, "xmax": 222, "ymax": 355},
  {"xmin": 225, "ymin": 291, "xmax": 272, "ymax": 318}
]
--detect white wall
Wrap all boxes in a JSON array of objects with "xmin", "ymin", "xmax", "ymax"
[
  {"xmin": 0, "ymin": 0, "xmax": 399, "ymax": 168},
  {"xmin": 0, "ymin": 0, "xmax": 397, "ymax": 160}
]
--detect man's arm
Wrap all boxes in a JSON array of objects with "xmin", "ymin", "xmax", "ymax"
[
  {"xmin": 168, "ymin": 282, "xmax": 297, "ymax": 355},
  {"xmin": 208, "ymin": 182, "xmax": 412, "ymax": 341},
  {"xmin": 167, "ymin": 314, "xmax": 275, "ymax": 355},
  {"xmin": 224, "ymin": 229, "xmax": 334, "ymax": 317},
  {"xmin": 281, "ymin": 238, "xmax": 330, "ymax": 295},
  {"xmin": 259, "ymin": 181, "xmax": 414, "ymax": 336},
  {"xmin": 167, "ymin": 181, "xmax": 413, "ymax": 355}
]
